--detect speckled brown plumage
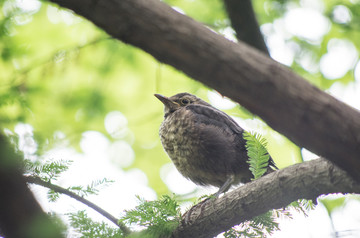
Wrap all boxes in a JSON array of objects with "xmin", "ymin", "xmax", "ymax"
[{"xmin": 155, "ymin": 92, "xmax": 276, "ymax": 196}]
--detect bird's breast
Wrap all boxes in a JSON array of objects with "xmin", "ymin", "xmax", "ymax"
[
  {"xmin": 159, "ymin": 109, "xmax": 196, "ymax": 159},
  {"xmin": 159, "ymin": 109, "xmax": 203, "ymax": 172}
]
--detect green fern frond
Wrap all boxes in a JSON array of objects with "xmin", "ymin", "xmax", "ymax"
[
  {"xmin": 68, "ymin": 178, "xmax": 115, "ymax": 197},
  {"xmin": 224, "ymin": 132, "xmax": 317, "ymax": 238},
  {"xmin": 243, "ymin": 131, "xmax": 270, "ymax": 180},
  {"xmin": 120, "ymin": 195, "xmax": 181, "ymax": 237},
  {"xmin": 24, "ymin": 159, "xmax": 72, "ymax": 182},
  {"xmin": 69, "ymin": 210, "xmax": 123, "ymax": 237},
  {"xmin": 224, "ymin": 211, "xmax": 279, "ymax": 238},
  {"xmin": 289, "ymin": 199, "xmax": 315, "ymax": 216}
]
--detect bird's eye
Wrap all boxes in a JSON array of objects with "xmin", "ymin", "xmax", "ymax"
[{"xmin": 181, "ymin": 98, "xmax": 190, "ymax": 105}]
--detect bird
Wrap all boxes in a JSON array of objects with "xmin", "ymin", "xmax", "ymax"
[{"xmin": 155, "ymin": 92, "xmax": 276, "ymax": 197}]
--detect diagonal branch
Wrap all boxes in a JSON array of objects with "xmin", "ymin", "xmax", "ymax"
[
  {"xmin": 48, "ymin": 0, "xmax": 360, "ymax": 181},
  {"xmin": 25, "ymin": 176, "xmax": 131, "ymax": 236},
  {"xmin": 223, "ymin": 0, "xmax": 269, "ymax": 55},
  {"xmin": 172, "ymin": 158, "xmax": 360, "ymax": 238}
]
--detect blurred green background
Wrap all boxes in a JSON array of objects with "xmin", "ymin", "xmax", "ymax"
[{"xmin": 1, "ymin": 0, "xmax": 360, "ymax": 236}]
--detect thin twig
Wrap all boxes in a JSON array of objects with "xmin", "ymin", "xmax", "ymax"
[{"xmin": 25, "ymin": 175, "xmax": 131, "ymax": 236}]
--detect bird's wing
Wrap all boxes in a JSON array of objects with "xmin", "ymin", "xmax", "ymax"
[
  {"xmin": 186, "ymin": 104, "xmax": 247, "ymax": 161},
  {"xmin": 186, "ymin": 104, "xmax": 244, "ymax": 134},
  {"xmin": 183, "ymin": 104, "xmax": 251, "ymax": 182},
  {"xmin": 188, "ymin": 105, "xmax": 278, "ymax": 170}
]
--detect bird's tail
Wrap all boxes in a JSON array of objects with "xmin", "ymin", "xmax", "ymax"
[{"xmin": 265, "ymin": 156, "xmax": 278, "ymax": 174}]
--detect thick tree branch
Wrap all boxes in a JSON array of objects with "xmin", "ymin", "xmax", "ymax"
[
  {"xmin": 0, "ymin": 135, "xmax": 63, "ymax": 238},
  {"xmin": 48, "ymin": 0, "xmax": 360, "ymax": 181},
  {"xmin": 223, "ymin": 0, "xmax": 269, "ymax": 55},
  {"xmin": 172, "ymin": 158, "xmax": 360, "ymax": 238},
  {"xmin": 25, "ymin": 176, "xmax": 131, "ymax": 235}
]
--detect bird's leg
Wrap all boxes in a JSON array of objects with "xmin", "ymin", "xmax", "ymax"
[
  {"xmin": 197, "ymin": 175, "xmax": 235, "ymax": 216},
  {"xmin": 213, "ymin": 175, "xmax": 235, "ymax": 198},
  {"xmin": 184, "ymin": 175, "xmax": 235, "ymax": 224},
  {"xmin": 199, "ymin": 175, "xmax": 235, "ymax": 214}
]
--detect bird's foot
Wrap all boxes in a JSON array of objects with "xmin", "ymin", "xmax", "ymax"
[{"xmin": 183, "ymin": 195, "xmax": 216, "ymax": 224}]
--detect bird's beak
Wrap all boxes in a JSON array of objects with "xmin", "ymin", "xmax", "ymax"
[{"xmin": 154, "ymin": 94, "xmax": 180, "ymax": 111}]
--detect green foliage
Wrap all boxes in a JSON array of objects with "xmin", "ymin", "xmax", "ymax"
[
  {"xmin": 225, "ymin": 132, "xmax": 315, "ymax": 237},
  {"xmin": 25, "ymin": 157, "xmax": 114, "ymax": 201},
  {"xmin": 25, "ymin": 159, "xmax": 72, "ymax": 182},
  {"xmin": 243, "ymin": 131, "xmax": 270, "ymax": 180},
  {"xmin": 224, "ymin": 211, "xmax": 279, "ymax": 238},
  {"xmin": 0, "ymin": 0, "xmax": 309, "ymax": 191},
  {"xmin": 251, "ymin": 212, "xmax": 280, "ymax": 234},
  {"xmin": 25, "ymin": 159, "xmax": 72, "ymax": 201},
  {"xmin": 23, "ymin": 154, "xmax": 72, "ymax": 202},
  {"xmin": 226, "ymin": 131, "xmax": 278, "ymax": 237},
  {"xmin": 48, "ymin": 178, "xmax": 114, "ymax": 202},
  {"xmin": 1, "ymin": 0, "xmax": 359, "ymax": 236},
  {"xmin": 47, "ymin": 189, "xmax": 61, "ymax": 202},
  {"xmin": 222, "ymin": 200, "xmax": 314, "ymax": 237},
  {"xmin": 69, "ymin": 210, "xmax": 124, "ymax": 238},
  {"xmin": 120, "ymin": 195, "xmax": 181, "ymax": 237},
  {"xmin": 288, "ymin": 199, "xmax": 315, "ymax": 216},
  {"xmin": 67, "ymin": 178, "xmax": 115, "ymax": 197}
]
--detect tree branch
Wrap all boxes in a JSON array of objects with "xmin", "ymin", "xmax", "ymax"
[
  {"xmin": 48, "ymin": 0, "xmax": 360, "ymax": 181},
  {"xmin": 223, "ymin": 0, "xmax": 269, "ymax": 55},
  {"xmin": 172, "ymin": 158, "xmax": 360, "ymax": 238},
  {"xmin": 25, "ymin": 176, "xmax": 131, "ymax": 236}
]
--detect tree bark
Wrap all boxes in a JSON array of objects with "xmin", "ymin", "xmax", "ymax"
[
  {"xmin": 172, "ymin": 158, "xmax": 360, "ymax": 238},
  {"xmin": 48, "ymin": 0, "xmax": 360, "ymax": 182}
]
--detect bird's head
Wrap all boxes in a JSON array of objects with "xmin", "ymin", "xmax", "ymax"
[{"xmin": 155, "ymin": 92, "xmax": 211, "ymax": 117}]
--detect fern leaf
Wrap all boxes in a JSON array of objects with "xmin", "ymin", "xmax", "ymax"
[{"xmin": 243, "ymin": 131, "xmax": 270, "ymax": 180}]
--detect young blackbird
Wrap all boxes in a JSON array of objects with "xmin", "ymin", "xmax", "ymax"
[{"xmin": 155, "ymin": 92, "xmax": 276, "ymax": 197}]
